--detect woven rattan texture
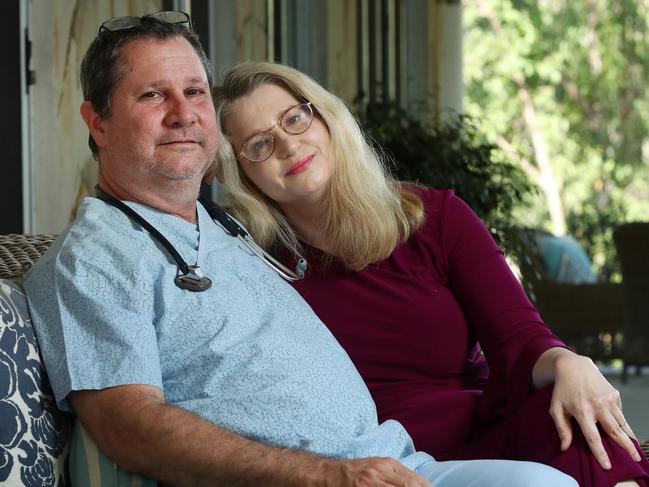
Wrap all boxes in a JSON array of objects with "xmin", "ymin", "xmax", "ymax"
[
  {"xmin": 0, "ymin": 234, "xmax": 56, "ymax": 280},
  {"xmin": 642, "ymin": 439, "xmax": 649, "ymax": 461}
]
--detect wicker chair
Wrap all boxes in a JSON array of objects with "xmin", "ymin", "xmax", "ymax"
[
  {"xmin": 1, "ymin": 233, "xmax": 648, "ymax": 463},
  {"xmin": 0, "ymin": 233, "xmax": 57, "ymax": 281},
  {"xmin": 613, "ymin": 222, "xmax": 649, "ymax": 383},
  {"xmin": 518, "ymin": 229, "xmax": 626, "ymax": 362}
]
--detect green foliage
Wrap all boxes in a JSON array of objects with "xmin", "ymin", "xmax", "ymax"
[
  {"xmin": 356, "ymin": 102, "xmax": 533, "ymax": 261},
  {"xmin": 464, "ymin": 0, "xmax": 649, "ymax": 279}
]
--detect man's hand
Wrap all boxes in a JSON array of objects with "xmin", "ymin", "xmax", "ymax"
[{"xmin": 323, "ymin": 457, "xmax": 434, "ymax": 487}]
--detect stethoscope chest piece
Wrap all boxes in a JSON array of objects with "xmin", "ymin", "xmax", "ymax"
[
  {"xmin": 175, "ymin": 275, "xmax": 212, "ymax": 292},
  {"xmin": 174, "ymin": 264, "xmax": 212, "ymax": 292}
]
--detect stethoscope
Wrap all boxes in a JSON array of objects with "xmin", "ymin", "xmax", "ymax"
[{"xmin": 95, "ymin": 186, "xmax": 307, "ymax": 292}]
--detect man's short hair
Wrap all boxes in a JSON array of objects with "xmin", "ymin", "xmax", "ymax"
[{"xmin": 80, "ymin": 15, "xmax": 212, "ymax": 160}]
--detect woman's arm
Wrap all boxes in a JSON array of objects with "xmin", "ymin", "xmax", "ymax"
[
  {"xmin": 436, "ymin": 191, "xmax": 565, "ymax": 414},
  {"xmin": 434, "ymin": 190, "xmax": 641, "ymax": 469}
]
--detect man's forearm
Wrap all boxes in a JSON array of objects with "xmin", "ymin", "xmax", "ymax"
[
  {"xmin": 120, "ymin": 405, "xmax": 325, "ymax": 486},
  {"xmin": 71, "ymin": 385, "xmax": 327, "ymax": 487},
  {"xmin": 72, "ymin": 385, "xmax": 432, "ymax": 487}
]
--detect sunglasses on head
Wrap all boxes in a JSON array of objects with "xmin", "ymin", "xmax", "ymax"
[{"xmin": 98, "ymin": 10, "xmax": 192, "ymax": 34}]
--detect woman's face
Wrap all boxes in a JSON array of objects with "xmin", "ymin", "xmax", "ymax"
[{"xmin": 224, "ymin": 84, "xmax": 332, "ymax": 209}]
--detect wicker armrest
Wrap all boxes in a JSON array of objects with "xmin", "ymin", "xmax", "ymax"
[
  {"xmin": 641, "ymin": 439, "xmax": 649, "ymax": 461},
  {"xmin": 0, "ymin": 234, "xmax": 57, "ymax": 281},
  {"xmin": 532, "ymin": 280, "xmax": 624, "ymax": 336}
]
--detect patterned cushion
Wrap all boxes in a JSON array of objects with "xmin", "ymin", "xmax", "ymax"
[{"xmin": 0, "ymin": 279, "xmax": 71, "ymax": 486}]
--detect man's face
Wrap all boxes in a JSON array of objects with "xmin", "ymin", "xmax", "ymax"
[{"xmin": 94, "ymin": 36, "xmax": 217, "ymax": 192}]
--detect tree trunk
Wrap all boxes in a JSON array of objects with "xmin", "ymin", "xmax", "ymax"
[{"xmin": 477, "ymin": 0, "xmax": 567, "ymax": 235}]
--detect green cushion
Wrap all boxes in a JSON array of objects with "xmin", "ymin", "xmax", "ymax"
[{"xmin": 69, "ymin": 420, "xmax": 156, "ymax": 487}]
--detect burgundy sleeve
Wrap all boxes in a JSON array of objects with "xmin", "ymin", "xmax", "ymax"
[{"xmin": 435, "ymin": 190, "xmax": 567, "ymax": 420}]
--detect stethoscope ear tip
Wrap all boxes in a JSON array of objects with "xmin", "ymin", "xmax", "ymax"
[{"xmin": 296, "ymin": 258, "xmax": 308, "ymax": 278}]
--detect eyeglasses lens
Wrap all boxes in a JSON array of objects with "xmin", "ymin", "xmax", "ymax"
[
  {"xmin": 282, "ymin": 104, "xmax": 313, "ymax": 135},
  {"xmin": 243, "ymin": 133, "xmax": 275, "ymax": 163}
]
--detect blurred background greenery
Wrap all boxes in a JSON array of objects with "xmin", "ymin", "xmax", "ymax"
[
  {"xmin": 462, "ymin": 0, "xmax": 649, "ymax": 281},
  {"xmin": 357, "ymin": 103, "xmax": 533, "ymax": 267}
]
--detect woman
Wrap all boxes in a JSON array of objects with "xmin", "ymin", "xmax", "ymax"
[{"xmin": 212, "ymin": 61, "xmax": 649, "ymax": 486}]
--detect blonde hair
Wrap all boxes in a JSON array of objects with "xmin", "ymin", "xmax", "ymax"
[{"xmin": 213, "ymin": 62, "xmax": 424, "ymax": 271}]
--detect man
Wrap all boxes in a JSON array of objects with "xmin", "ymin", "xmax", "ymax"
[{"xmin": 25, "ymin": 12, "xmax": 577, "ymax": 487}]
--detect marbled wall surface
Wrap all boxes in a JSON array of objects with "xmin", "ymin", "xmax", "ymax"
[
  {"xmin": 325, "ymin": 0, "xmax": 358, "ymax": 103},
  {"xmin": 29, "ymin": 0, "xmax": 161, "ymax": 233},
  {"xmin": 209, "ymin": 0, "xmax": 270, "ymax": 82}
]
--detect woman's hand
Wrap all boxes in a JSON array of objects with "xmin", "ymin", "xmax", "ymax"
[{"xmin": 535, "ymin": 348, "xmax": 641, "ymax": 469}]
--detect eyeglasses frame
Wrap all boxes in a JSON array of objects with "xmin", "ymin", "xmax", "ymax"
[{"xmin": 238, "ymin": 102, "xmax": 315, "ymax": 163}]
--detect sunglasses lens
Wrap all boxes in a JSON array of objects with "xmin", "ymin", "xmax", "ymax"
[
  {"xmin": 149, "ymin": 11, "xmax": 190, "ymax": 24},
  {"xmin": 100, "ymin": 16, "xmax": 141, "ymax": 32}
]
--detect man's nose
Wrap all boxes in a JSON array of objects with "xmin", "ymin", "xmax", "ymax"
[{"xmin": 165, "ymin": 96, "xmax": 197, "ymax": 127}]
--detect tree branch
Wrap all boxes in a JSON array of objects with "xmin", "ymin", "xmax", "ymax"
[
  {"xmin": 495, "ymin": 135, "xmax": 542, "ymax": 187},
  {"xmin": 586, "ymin": 0, "xmax": 603, "ymax": 76}
]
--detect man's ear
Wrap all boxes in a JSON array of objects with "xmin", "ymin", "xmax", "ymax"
[{"xmin": 80, "ymin": 100, "xmax": 108, "ymax": 149}]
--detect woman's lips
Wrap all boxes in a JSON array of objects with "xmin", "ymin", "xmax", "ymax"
[{"xmin": 286, "ymin": 154, "xmax": 315, "ymax": 176}]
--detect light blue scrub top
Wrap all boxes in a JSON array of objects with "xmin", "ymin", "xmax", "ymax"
[{"xmin": 25, "ymin": 197, "xmax": 431, "ymax": 470}]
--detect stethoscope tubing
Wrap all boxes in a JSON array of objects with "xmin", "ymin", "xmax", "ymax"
[
  {"xmin": 238, "ymin": 233, "xmax": 307, "ymax": 282},
  {"xmin": 95, "ymin": 186, "xmax": 306, "ymax": 290}
]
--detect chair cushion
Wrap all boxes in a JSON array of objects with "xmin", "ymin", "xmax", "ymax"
[
  {"xmin": 0, "ymin": 278, "xmax": 71, "ymax": 486},
  {"xmin": 533, "ymin": 233, "xmax": 597, "ymax": 284},
  {"xmin": 69, "ymin": 420, "xmax": 155, "ymax": 487}
]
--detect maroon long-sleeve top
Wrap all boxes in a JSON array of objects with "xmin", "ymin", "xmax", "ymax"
[
  {"xmin": 289, "ymin": 188, "xmax": 649, "ymax": 485},
  {"xmin": 291, "ymin": 188, "xmax": 563, "ymax": 456}
]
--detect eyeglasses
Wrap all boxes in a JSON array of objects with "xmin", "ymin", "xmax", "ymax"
[
  {"xmin": 99, "ymin": 10, "xmax": 192, "ymax": 34},
  {"xmin": 239, "ymin": 102, "xmax": 315, "ymax": 163}
]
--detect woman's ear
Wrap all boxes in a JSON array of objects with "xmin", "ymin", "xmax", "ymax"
[{"xmin": 80, "ymin": 100, "xmax": 108, "ymax": 149}]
